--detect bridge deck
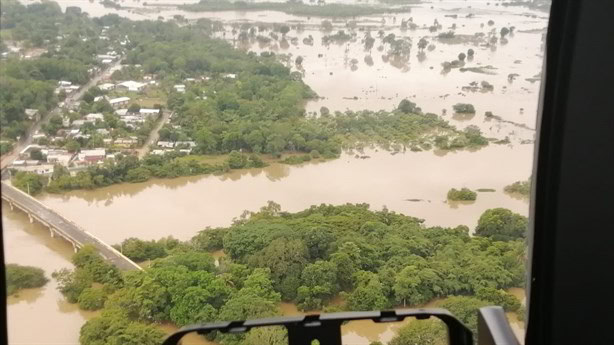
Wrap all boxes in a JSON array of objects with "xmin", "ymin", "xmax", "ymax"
[{"xmin": 1, "ymin": 182, "xmax": 141, "ymax": 271}]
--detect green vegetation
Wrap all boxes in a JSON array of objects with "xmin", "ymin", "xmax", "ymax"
[
  {"xmin": 453, "ymin": 103, "xmax": 476, "ymax": 113},
  {"xmin": 390, "ymin": 319, "xmax": 447, "ymax": 345},
  {"xmin": 0, "ymin": 0, "xmax": 116, "ymax": 140},
  {"xmin": 55, "ymin": 204, "xmax": 525, "ymax": 344},
  {"xmin": 181, "ymin": 0, "xmax": 413, "ymax": 17},
  {"xmin": 447, "ymin": 188, "xmax": 477, "ymax": 201},
  {"xmin": 5, "ymin": 264, "xmax": 49, "ymax": 296},
  {"xmin": 475, "ymin": 208, "xmax": 528, "ymax": 241},
  {"xmin": 389, "ymin": 290, "xmax": 522, "ymax": 344},
  {"xmin": 112, "ymin": 237, "xmax": 176, "ymax": 262},
  {"xmin": 504, "ymin": 178, "xmax": 531, "ymax": 196},
  {"xmin": 12, "ymin": 171, "xmax": 45, "ymax": 195}
]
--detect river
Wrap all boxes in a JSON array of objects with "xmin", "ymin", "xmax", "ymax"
[{"xmin": 4, "ymin": 0, "xmax": 545, "ymax": 344}]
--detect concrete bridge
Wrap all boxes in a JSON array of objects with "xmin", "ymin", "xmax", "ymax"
[{"xmin": 1, "ymin": 181, "xmax": 142, "ymax": 271}]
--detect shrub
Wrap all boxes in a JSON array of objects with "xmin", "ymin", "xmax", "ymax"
[
  {"xmin": 447, "ymin": 188, "xmax": 477, "ymax": 201},
  {"xmin": 452, "ymin": 103, "xmax": 476, "ymax": 113},
  {"xmin": 6, "ymin": 264, "xmax": 48, "ymax": 296}
]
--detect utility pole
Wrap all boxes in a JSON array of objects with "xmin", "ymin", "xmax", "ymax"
[{"xmin": 27, "ymin": 182, "xmax": 30, "ymax": 195}]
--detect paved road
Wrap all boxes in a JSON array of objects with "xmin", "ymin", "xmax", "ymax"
[
  {"xmin": 136, "ymin": 111, "xmax": 173, "ymax": 158},
  {"xmin": 1, "ymin": 182, "xmax": 141, "ymax": 271},
  {"xmin": 0, "ymin": 60, "xmax": 123, "ymax": 169}
]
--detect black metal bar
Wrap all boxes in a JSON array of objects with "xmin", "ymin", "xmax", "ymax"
[{"xmin": 161, "ymin": 308, "xmax": 473, "ymax": 345}]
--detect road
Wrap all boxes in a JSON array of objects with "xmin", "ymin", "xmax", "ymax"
[
  {"xmin": 1, "ymin": 182, "xmax": 141, "ymax": 271},
  {"xmin": 0, "ymin": 59, "xmax": 123, "ymax": 169},
  {"xmin": 136, "ymin": 110, "xmax": 172, "ymax": 158}
]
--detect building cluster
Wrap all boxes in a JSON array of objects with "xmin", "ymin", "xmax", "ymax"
[{"xmin": 9, "ymin": 145, "xmax": 111, "ymax": 176}]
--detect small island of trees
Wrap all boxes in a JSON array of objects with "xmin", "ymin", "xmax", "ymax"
[
  {"xmin": 447, "ymin": 187, "xmax": 477, "ymax": 201},
  {"xmin": 6, "ymin": 264, "xmax": 49, "ymax": 296},
  {"xmin": 504, "ymin": 178, "xmax": 531, "ymax": 196}
]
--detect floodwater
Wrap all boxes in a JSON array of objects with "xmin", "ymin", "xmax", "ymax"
[
  {"xmin": 5, "ymin": 0, "xmax": 544, "ymax": 344},
  {"xmin": 3, "ymin": 202, "xmax": 99, "ymax": 345},
  {"xmin": 38, "ymin": 144, "xmax": 531, "ymax": 244}
]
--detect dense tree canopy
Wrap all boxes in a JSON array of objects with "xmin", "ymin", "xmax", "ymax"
[
  {"xmin": 54, "ymin": 204, "xmax": 525, "ymax": 344},
  {"xmin": 475, "ymin": 208, "xmax": 528, "ymax": 241}
]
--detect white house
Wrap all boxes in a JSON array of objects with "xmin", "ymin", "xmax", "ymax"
[
  {"xmin": 174, "ymin": 84, "xmax": 186, "ymax": 93},
  {"xmin": 175, "ymin": 141, "xmax": 197, "ymax": 148},
  {"xmin": 85, "ymin": 113, "xmax": 104, "ymax": 122},
  {"xmin": 58, "ymin": 80, "xmax": 72, "ymax": 86},
  {"xmin": 157, "ymin": 141, "xmax": 175, "ymax": 148},
  {"xmin": 139, "ymin": 108, "xmax": 160, "ymax": 117},
  {"xmin": 71, "ymin": 120, "xmax": 86, "ymax": 128},
  {"xmin": 78, "ymin": 149, "xmax": 106, "ymax": 163},
  {"xmin": 224, "ymin": 73, "xmax": 237, "ymax": 79},
  {"xmin": 109, "ymin": 97, "xmax": 131, "ymax": 109},
  {"xmin": 98, "ymin": 83, "xmax": 115, "ymax": 91},
  {"xmin": 116, "ymin": 81, "xmax": 146, "ymax": 92},
  {"xmin": 115, "ymin": 108, "xmax": 129, "ymax": 116},
  {"xmin": 46, "ymin": 150, "xmax": 75, "ymax": 166}
]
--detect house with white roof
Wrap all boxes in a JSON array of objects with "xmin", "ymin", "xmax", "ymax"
[
  {"xmin": 109, "ymin": 97, "xmax": 131, "ymax": 109},
  {"xmin": 98, "ymin": 83, "xmax": 115, "ymax": 91},
  {"xmin": 139, "ymin": 108, "xmax": 160, "ymax": 117},
  {"xmin": 116, "ymin": 81, "xmax": 146, "ymax": 92},
  {"xmin": 85, "ymin": 113, "xmax": 104, "ymax": 122}
]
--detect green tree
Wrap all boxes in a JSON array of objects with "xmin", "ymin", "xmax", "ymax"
[
  {"xmin": 248, "ymin": 238, "xmax": 308, "ymax": 300},
  {"xmin": 296, "ymin": 260, "xmax": 339, "ymax": 310},
  {"xmin": 227, "ymin": 151, "xmax": 248, "ymax": 169},
  {"xmin": 80, "ymin": 309, "xmax": 165, "ymax": 345},
  {"xmin": 453, "ymin": 103, "xmax": 476, "ymax": 113},
  {"xmin": 78, "ymin": 286, "xmax": 107, "ymax": 310},
  {"xmin": 389, "ymin": 319, "xmax": 447, "ymax": 345},
  {"xmin": 345, "ymin": 271, "xmax": 389, "ymax": 311},
  {"xmin": 12, "ymin": 171, "xmax": 45, "ymax": 195},
  {"xmin": 476, "ymin": 287, "xmax": 521, "ymax": 312},
  {"xmin": 397, "ymin": 99, "xmax": 418, "ymax": 114},
  {"xmin": 244, "ymin": 326, "xmax": 287, "ymax": 345},
  {"xmin": 52, "ymin": 267, "xmax": 93, "ymax": 303},
  {"xmin": 393, "ymin": 265, "xmax": 442, "ymax": 307},
  {"xmin": 439, "ymin": 296, "xmax": 490, "ymax": 334},
  {"xmin": 500, "ymin": 27, "xmax": 510, "ymax": 38},
  {"xmin": 5, "ymin": 264, "xmax": 48, "ymax": 296},
  {"xmin": 447, "ymin": 188, "xmax": 477, "ymax": 201},
  {"xmin": 418, "ymin": 38, "xmax": 428, "ymax": 51},
  {"xmin": 65, "ymin": 139, "xmax": 81, "ymax": 153},
  {"xmin": 475, "ymin": 208, "xmax": 528, "ymax": 241}
]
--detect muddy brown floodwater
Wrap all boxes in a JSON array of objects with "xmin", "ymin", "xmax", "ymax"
[
  {"xmin": 5, "ymin": 0, "xmax": 542, "ymax": 344},
  {"xmin": 3, "ymin": 203, "xmax": 99, "ymax": 345},
  {"xmin": 37, "ymin": 145, "xmax": 531, "ymax": 244}
]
